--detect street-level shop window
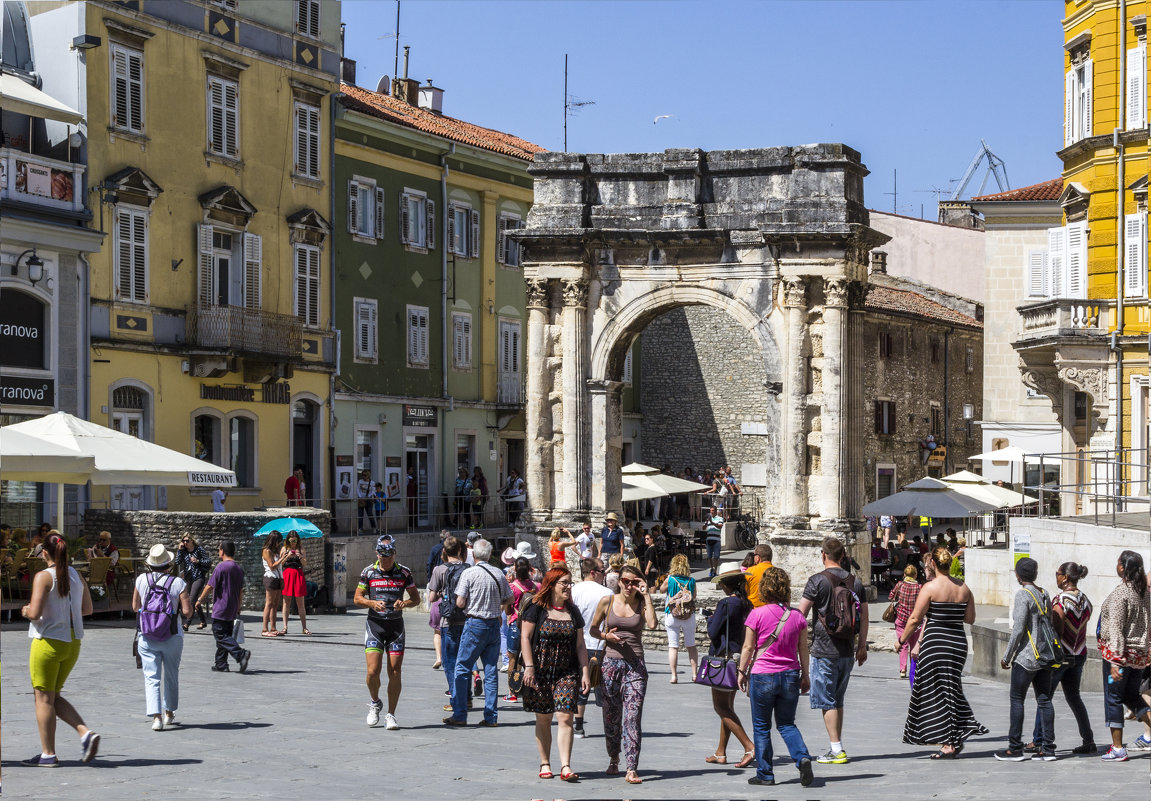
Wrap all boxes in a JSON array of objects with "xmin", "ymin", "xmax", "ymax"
[
  {"xmin": 110, "ymin": 44, "xmax": 144, "ymax": 134},
  {"xmin": 447, "ymin": 202, "xmax": 480, "ymax": 258},
  {"xmin": 229, "ymin": 415, "xmax": 255, "ymax": 487},
  {"xmin": 407, "ymin": 305, "xmax": 429, "ymax": 367},
  {"xmin": 400, "ymin": 190, "xmax": 435, "ymax": 249},
  {"xmin": 114, "ymin": 205, "xmax": 148, "ymax": 303},
  {"xmin": 293, "ymin": 244, "xmax": 320, "ymax": 327},
  {"xmin": 354, "ymin": 297, "xmax": 378, "ymax": 362},
  {"xmin": 347, "ymin": 178, "xmax": 384, "ymax": 240}
]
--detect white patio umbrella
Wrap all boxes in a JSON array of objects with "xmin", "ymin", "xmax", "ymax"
[
  {"xmin": 2, "ymin": 411, "xmax": 236, "ymax": 526},
  {"xmin": 622, "ymin": 481, "xmax": 667, "ymax": 503},
  {"xmin": 968, "ymin": 446, "xmax": 1038, "ymax": 488},
  {"xmin": 862, "ymin": 476, "xmax": 999, "ymax": 519},
  {"xmin": 621, "ymin": 462, "xmax": 661, "ymax": 476},
  {"xmin": 940, "ymin": 470, "xmax": 1038, "ymax": 508},
  {"xmin": 625, "ymin": 472, "xmax": 713, "ymax": 497},
  {"xmin": 1, "ymin": 427, "xmax": 95, "ymax": 483}
]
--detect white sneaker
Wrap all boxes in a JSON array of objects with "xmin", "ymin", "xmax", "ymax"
[
  {"xmin": 1129, "ymin": 735, "xmax": 1151, "ymax": 751},
  {"xmin": 151, "ymin": 716, "xmax": 164, "ymax": 732},
  {"xmin": 384, "ymin": 713, "xmax": 399, "ymax": 730},
  {"xmin": 164, "ymin": 711, "xmax": 175, "ymax": 726},
  {"xmin": 366, "ymin": 700, "xmax": 383, "ymax": 727},
  {"xmin": 499, "ymin": 663, "xmax": 509, "ymax": 673}
]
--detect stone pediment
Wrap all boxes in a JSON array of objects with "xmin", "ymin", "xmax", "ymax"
[
  {"xmin": 1059, "ymin": 182, "xmax": 1090, "ymax": 221},
  {"xmin": 199, "ymin": 185, "xmax": 257, "ymax": 226},
  {"xmin": 104, "ymin": 167, "xmax": 162, "ymax": 206},
  {"xmin": 287, "ymin": 207, "xmax": 330, "ymax": 245}
]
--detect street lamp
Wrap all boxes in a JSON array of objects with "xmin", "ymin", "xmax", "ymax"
[{"xmin": 11, "ymin": 249, "xmax": 44, "ymax": 286}]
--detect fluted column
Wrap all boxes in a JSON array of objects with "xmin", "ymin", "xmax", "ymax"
[
  {"xmin": 561, "ymin": 278, "xmax": 589, "ymax": 514},
  {"xmin": 779, "ymin": 277, "xmax": 808, "ymax": 524},
  {"xmin": 588, "ymin": 379, "xmax": 625, "ymax": 516},
  {"xmin": 524, "ymin": 278, "xmax": 553, "ymax": 519},
  {"xmin": 845, "ymin": 281, "xmax": 869, "ymax": 520},
  {"xmin": 819, "ymin": 277, "xmax": 848, "ymax": 522}
]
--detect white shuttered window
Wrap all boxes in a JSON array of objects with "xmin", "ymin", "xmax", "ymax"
[
  {"xmin": 1026, "ymin": 249, "xmax": 1048, "ymax": 298},
  {"xmin": 1047, "ymin": 226, "xmax": 1067, "ymax": 298},
  {"xmin": 294, "ymin": 102, "xmax": 320, "ymax": 178},
  {"xmin": 447, "ymin": 203, "xmax": 479, "ymax": 257},
  {"xmin": 497, "ymin": 214, "xmax": 524, "ymax": 267},
  {"xmin": 499, "ymin": 320, "xmax": 521, "ymax": 375},
  {"xmin": 408, "ymin": 305, "xmax": 430, "ymax": 366},
  {"xmin": 1125, "ymin": 213, "xmax": 1147, "ymax": 299},
  {"xmin": 354, "ymin": 298, "xmax": 378, "ymax": 361},
  {"xmin": 296, "ymin": 0, "xmax": 320, "ymax": 38},
  {"xmin": 115, "ymin": 206, "xmax": 148, "ymax": 302},
  {"xmin": 452, "ymin": 312, "xmax": 472, "ymax": 369},
  {"xmin": 111, "ymin": 44, "xmax": 144, "ymax": 133},
  {"xmin": 1065, "ymin": 221, "xmax": 1087, "ymax": 299},
  {"xmin": 400, "ymin": 190, "xmax": 435, "ymax": 248},
  {"xmin": 294, "ymin": 244, "xmax": 320, "ymax": 327},
  {"xmin": 206, "ymin": 75, "xmax": 239, "ymax": 157},
  {"xmin": 1127, "ymin": 46, "xmax": 1147, "ymax": 130},
  {"xmin": 1065, "ymin": 60, "xmax": 1093, "ymax": 145},
  {"xmin": 347, "ymin": 179, "xmax": 385, "ymax": 240}
]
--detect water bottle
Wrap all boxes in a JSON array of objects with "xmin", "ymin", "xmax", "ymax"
[{"xmin": 1108, "ymin": 665, "xmax": 1123, "ymax": 685}]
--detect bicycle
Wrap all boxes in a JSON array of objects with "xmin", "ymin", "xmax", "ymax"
[{"xmin": 734, "ymin": 514, "xmax": 759, "ymax": 551}]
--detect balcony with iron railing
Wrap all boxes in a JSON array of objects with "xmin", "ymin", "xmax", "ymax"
[
  {"xmin": 0, "ymin": 146, "xmax": 86, "ymax": 216},
  {"xmin": 186, "ymin": 304, "xmax": 303, "ymax": 361},
  {"xmin": 497, "ymin": 371, "xmax": 524, "ymax": 406}
]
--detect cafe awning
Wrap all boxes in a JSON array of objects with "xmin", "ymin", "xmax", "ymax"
[{"xmin": 0, "ymin": 73, "xmax": 83, "ymax": 125}]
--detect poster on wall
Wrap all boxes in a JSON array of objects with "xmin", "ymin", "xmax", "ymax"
[
  {"xmin": 335, "ymin": 464, "xmax": 355, "ymax": 500},
  {"xmin": 384, "ymin": 467, "xmax": 402, "ymax": 500}
]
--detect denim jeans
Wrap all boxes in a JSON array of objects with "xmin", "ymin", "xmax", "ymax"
[
  {"xmin": 809, "ymin": 655, "xmax": 855, "ymax": 710},
  {"xmin": 1009, "ymin": 663, "xmax": 1053, "ymax": 751},
  {"xmin": 138, "ymin": 634, "xmax": 184, "ymax": 716},
  {"xmin": 749, "ymin": 670, "xmax": 811, "ymax": 782},
  {"xmin": 211, "ymin": 618, "xmax": 244, "ymax": 669},
  {"xmin": 442, "ymin": 624, "xmax": 462, "ymax": 694},
  {"xmin": 1033, "ymin": 652, "xmax": 1093, "ymax": 746},
  {"xmin": 1102, "ymin": 660, "xmax": 1151, "ymax": 729},
  {"xmin": 451, "ymin": 617, "xmax": 501, "ymax": 723}
]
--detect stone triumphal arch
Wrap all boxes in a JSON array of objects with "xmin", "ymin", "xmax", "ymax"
[{"xmin": 516, "ymin": 146, "xmax": 889, "ymax": 553}]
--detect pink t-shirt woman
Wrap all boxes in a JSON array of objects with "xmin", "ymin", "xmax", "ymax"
[{"xmin": 745, "ymin": 603, "xmax": 808, "ymax": 673}]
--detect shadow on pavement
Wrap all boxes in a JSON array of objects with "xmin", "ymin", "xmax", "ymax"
[
  {"xmin": 235, "ymin": 669, "xmax": 307, "ymax": 675},
  {"xmin": 176, "ymin": 722, "xmax": 273, "ymax": 731},
  {"xmin": 85, "ymin": 757, "xmax": 205, "ymax": 768}
]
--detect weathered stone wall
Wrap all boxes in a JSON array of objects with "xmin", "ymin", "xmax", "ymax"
[
  {"xmin": 861, "ymin": 313, "xmax": 983, "ymax": 501},
  {"xmin": 638, "ymin": 306, "xmax": 774, "ymax": 483},
  {"xmin": 83, "ymin": 507, "xmax": 330, "ymax": 612}
]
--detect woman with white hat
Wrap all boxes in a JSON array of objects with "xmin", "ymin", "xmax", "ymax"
[{"xmin": 132, "ymin": 543, "xmax": 193, "ymax": 731}]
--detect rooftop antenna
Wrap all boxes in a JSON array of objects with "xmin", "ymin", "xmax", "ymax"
[
  {"xmin": 563, "ymin": 54, "xmax": 595, "ymax": 152},
  {"xmin": 881, "ymin": 169, "xmax": 898, "ymax": 214},
  {"xmin": 393, "ymin": 2, "xmax": 401, "ymax": 81}
]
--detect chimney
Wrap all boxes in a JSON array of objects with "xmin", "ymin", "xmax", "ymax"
[
  {"xmin": 418, "ymin": 79, "xmax": 444, "ymax": 114},
  {"xmin": 871, "ymin": 250, "xmax": 887, "ymax": 275},
  {"xmin": 936, "ymin": 200, "xmax": 985, "ymax": 231},
  {"xmin": 341, "ymin": 57, "xmax": 357, "ymax": 85},
  {"xmin": 391, "ymin": 47, "xmax": 418, "ymax": 105}
]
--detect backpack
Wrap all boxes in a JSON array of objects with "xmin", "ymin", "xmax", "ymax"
[
  {"xmin": 818, "ymin": 569, "xmax": 859, "ymax": 642},
  {"xmin": 139, "ymin": 574, "xmax": 178, "ymax": 641},
  {"xmin": 1024, "ymin": 587, "xmax": 1068, "ymax": 669},
  {"xmin": 668, "ymin": 576, "xmax": 696, "ymax": 620},
  {"xmin": 438, "ymin": 562, "xmax": 469, "ymax": 626}
]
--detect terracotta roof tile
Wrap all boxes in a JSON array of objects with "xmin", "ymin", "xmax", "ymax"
[
  {"xmin": 971, "ymin": 179, "xmax": 1062, "ymax": 202},
  {"xmin": 865, "ymin": 285, "xmax": 982, "ymax": 329},
  {"xmin": 339, "ymin": 83, "xmax": 546, "ymax": 161}
]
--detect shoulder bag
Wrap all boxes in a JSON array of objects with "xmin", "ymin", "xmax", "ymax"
[{"xmin": 694, "ymin": 605, "xmax": 791, "ymax": 691}]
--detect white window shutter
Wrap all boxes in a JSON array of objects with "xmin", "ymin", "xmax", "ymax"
[
  {"xmin": 131, "ymin": 212, "xmax": 146, "ymax": 302},
  {"xmin": 1026, "ymin": 249, "xmax": 1049, "ymax": 298},
  {"xmin": 1127, "ymin": 46, "xmax": 1146, "ymax": 130},
  {"xmin": 357, "ymin": 301, "xmax": 376, "ymax": 359},
  {"xmin": 375, "ymin": 187, "xmax": 385, "ymax": 240},
  {"xmin": 306, "ymin": 247, "xmax": 320, "ymax": 326},
  {"xmin": 198, "ymin": 223, "xmax": 214, "ymax": 305},
  {"xmin": 1065, "ymin": 69, "xmax": 1075, "ymax": 147},
  {"xmin": 1047, "ymin": 226, "xmax": 1067, "ymax": 297},
  {"xmin": 420, "ymin": 312, "xmax": 428, "ymax": 363},
  {"xmin": 207, "ymin": 78, "xmax": 222, "ymax": 152},
  {"xmin": 1066, "ymin": 221, "xmax": 1087, "ymax": 299},
  {"xmin": 112, "ymin": 47, "xmax": 128, "ymax": 128},
  {"xmin": 223, "ymin": 80, "xmax": 237, "ymax": 156},
  {"xmin": 115, "ymin": 210, "xmax": 130, "ymax": 298},
  {"xmin": 347, "ymin": 180, "xmax": 359, "ymax": 234},
  {"xmin": 1083, "ymin": 59, "xmax": 1093, "ymax": 141},
  {"xmin": 294, "ymin": 104, "xmax": 306, "ymax": 173},
  {"xmin": 470, "ymin": 209, "xmax": 481, "ymax": 258},
  {"xmin": 408, "ymin": 310, "xmax": 417, "ymax": 361},
  {"xmin": 1125, "ymin": 213, "xmax": 1147, "ymax": 298},
  {"xmin": 425, "ymin": 200, "xmax": 435, "ymax": 249},
  {"xmin": 497, "ymin": 217, "xmax": 508, "ymax": 265},
  {"xmin": 463, "ymin": 317, "xmax": 471, "ymax": 366},
  {"xmin": 243, "ymin": 232, "xmax": 261, "ymax": 309},
  {"xmin": 399, "ymin": 192, "xmax": 410, "ymax": 244},
  {"xmin": 446, "ymin": 204, "xmax": 456, "ymax": 254}
]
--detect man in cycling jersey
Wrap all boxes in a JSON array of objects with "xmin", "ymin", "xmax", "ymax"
[{"xmin": 354, "ymin": 535, "xmax": 419, "ymax": 730}]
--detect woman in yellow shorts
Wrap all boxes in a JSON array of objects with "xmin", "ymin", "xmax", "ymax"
[{"xmin": 21, "ymin": 531, "xmax": 99, "ymax": 767}]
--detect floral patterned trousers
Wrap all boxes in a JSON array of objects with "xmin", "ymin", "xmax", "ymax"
[{"xmin": 600, "ymin": 656, "xmax": 648, "ymax": 771}]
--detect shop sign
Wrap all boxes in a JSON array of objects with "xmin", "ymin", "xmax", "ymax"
[
  {"xmin": 0, "ymin": 374, "xmax": 54, "ymax": 407},
  {"xmin": 403, "ymin": 404, "xmax": 437, "ymax": 427},
  {"xmin": 199, "ymin": 382, "xmax": 291, "ymax": 404},
  {"xmin": 0, "ymin": 290, "xmax": 47, "ymax": 370}
]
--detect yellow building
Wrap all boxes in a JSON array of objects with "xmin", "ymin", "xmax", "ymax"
[
  {"xmin": 30, "ymin": 0, "xmax": 342, "ymax": 511},
  {"xmin": 1015, "ymin": 1, "xmax": 1149, "ymax": 511}
]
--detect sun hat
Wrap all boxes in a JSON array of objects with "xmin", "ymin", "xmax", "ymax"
[
  {"xmin": 501, "ymin": 541, "xmax": 538, "ymax": 565},
  {"xmin": 605, "ymin": 512, "xmax": 618, "ymax": 522},
  {"xmin": 145, "ymin": 543, "xmax": 175, "ymax": 568},
  {"xmin": 711, "ymin": 562, "xmax": 743, "ymax": 583}
]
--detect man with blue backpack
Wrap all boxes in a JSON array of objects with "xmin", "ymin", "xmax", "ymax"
[{"xmin": 427, "ymin": 536, "xmax": 469, "ymax": 711}]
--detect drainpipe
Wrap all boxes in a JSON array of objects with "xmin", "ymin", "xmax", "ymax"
[
  {"xmin": 1115, "ymin": 0, "xmax": 1127, "ymax": 508},
  {"xmin": 329, "ymin": 91, "xmax": 340, "ymax": 510},
  {"xmin": 79, "ymin": 253, "xmax": 92, "ymax": 515},
  {"xmin": 943, "ymin": 328, "xmax": 951, "ymax": 454},
  {"xmin": 440, "ymin": 142, "xmax": 456, "ymax": 511}
]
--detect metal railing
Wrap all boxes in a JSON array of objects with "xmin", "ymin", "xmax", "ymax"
[
  {"xmin": 1023, "ymin": 447, "xmax": 1150, "ymax": 528},
  {"xmin": 261, "ymin": 494, "xmax": 523, "ymax": 537},
  {"xmin": 186, "ymin": 304, "xmax": 303, "ymax": 360}
]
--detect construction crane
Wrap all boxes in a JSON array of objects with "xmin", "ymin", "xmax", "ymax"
[{"xmin": 950, "ymin": 139, "xmax": 1010, "ymax": 200}]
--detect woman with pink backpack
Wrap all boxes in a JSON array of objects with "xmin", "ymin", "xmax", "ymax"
[{"xmin": 133, "ymin": 543, "xmax": 193, "ymax": 731}]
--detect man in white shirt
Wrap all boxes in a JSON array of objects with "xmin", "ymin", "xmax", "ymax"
[
  {"xmin": 570, "ymin": 557, "xmax": 612, "ymax": 739},
  {"xmin": 575, "ymin": 522, "xmax": 598, "ymax": 559},
  {"xmin": 211, "ymin": 488, "xmax": 227, "ymax": 512}
]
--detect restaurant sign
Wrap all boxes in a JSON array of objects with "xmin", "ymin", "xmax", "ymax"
[{"xmin": 403, "ymin": 404, "xmax": 437, "ymax": 427}]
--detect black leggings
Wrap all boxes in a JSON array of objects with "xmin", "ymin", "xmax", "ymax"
[{"xmin": 186, "ymin": 577, "xmax": 207, "ymax": 625}]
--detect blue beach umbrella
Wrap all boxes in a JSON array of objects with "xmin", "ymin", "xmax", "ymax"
[{"xmin": 252, "ymin": 517, "xmax": 325, "ymax": 539}]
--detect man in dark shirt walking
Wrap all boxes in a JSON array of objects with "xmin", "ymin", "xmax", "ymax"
[{"xmin": 197, "ymin": 540, "xmax": 250, "ymax": 674}]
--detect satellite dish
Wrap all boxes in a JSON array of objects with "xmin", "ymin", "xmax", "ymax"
[{"xmin": 376, "ymin": 75, "xmax": 391, "ymax": 95}]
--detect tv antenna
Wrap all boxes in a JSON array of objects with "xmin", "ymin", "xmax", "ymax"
[
  {"xmin": 564, "ymin": 54, "xmax": 595, "ymax": 152},
  {"xmin": 374, "ymin": 1, "xmax": 402, "ymax": 86}
]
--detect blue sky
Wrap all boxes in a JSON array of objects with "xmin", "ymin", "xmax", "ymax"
[{"xmin": 341, "ymin": 0, "xmax": 1063, "ymax": 217}]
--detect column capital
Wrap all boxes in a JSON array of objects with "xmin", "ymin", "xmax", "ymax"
[
  {"xmin": 782, "ymin": 277, "xmax": 807, "ymax": 308},
  {"xmin": 526, "ymin": 278, "xmax": 551, "ymax": 309},
  {"xmin": 823, "ymin": 277, "xmax": 848, "ymax": 308},
  {"xmin": 561, "ymin": 278, "xmax": 589, "ymax": 308}
]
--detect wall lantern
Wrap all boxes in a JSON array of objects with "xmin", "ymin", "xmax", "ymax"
[{"xmin": 12, "ymin": 249, "xmax": 44, "ymax": 286}]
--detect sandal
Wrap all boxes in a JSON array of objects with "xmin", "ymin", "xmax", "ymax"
[
  {"xmin": 930, "ymin": 748, "xmax": 959, "ymax": 760},
  {"xmin": 539, "ymin": 763, "xmax": 553, "ymax": 779},
  {"xmin": 302, "ymin": 629, "xmax": 312, "ymax": 636},
  {"xmin": 605, "ymin": 760, "xmax": 619, "ymax": 776},
  {"xmin": 260, "ymin": 631, "xmax": 276, "ymax": 638},
  {"xmin": 734, "ymin": 750, "xmax": 755, "ymax": 768},
  {"xmin": 559, "ymin": 765, "xmax": 579, "ymax": 782},
  {"xmin": 625, "ymin": 771, "xmax": 643, "ymax": 784},
  {"xmin": 278, "ymin": 629, "xmax": 288, "ymax": 635},
  {"xmin": 704, "ymin": 754, "xmax": 727, "ymax": 764}
]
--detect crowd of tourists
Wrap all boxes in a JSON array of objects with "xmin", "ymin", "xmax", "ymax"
[{"xmin": 13, "ymin": 515, "xmax": 1151, "ymax": 791}]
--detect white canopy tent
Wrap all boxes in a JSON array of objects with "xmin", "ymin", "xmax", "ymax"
[
  {"xmin": 1, "ymin": 411, "xmax": 235, "ymax": 527},
  {"xmin": 940, "ymin": 470, "xmax": 1038, "ymax": 508},
  {"xmin": 967, "ymin": 445, "xmax": 1039, "ymax": 490}
]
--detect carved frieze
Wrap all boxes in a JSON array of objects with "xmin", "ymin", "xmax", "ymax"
[
  {"xmin": 1057, "ymin": 365, "xmax": 1108, "ymax": 417},
  {"xmin": 561, "ymin": 278, "xmax": 589, "ymax": 308}
]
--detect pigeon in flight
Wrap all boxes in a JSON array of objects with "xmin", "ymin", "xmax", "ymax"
[{"xmin": 653, "ymin": 114, "xmax": 673, "ymax": 124}]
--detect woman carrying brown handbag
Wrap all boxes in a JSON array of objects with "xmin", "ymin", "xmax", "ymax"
[{"xmin": 702, "ymin": 564, "xmax": 756, "ymax": 768}]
